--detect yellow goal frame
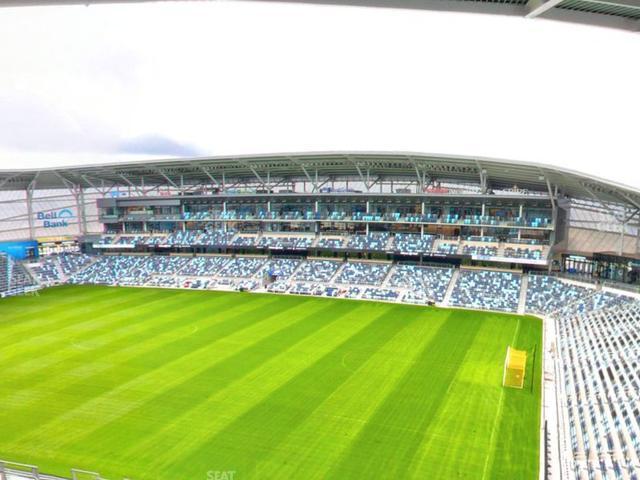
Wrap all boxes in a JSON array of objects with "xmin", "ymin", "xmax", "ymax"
[{"xmin": 502, "ymin": 346, "xmax": 527, "ymax": 389}]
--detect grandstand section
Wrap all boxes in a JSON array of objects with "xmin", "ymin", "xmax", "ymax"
[{"xmin": 0, "ymin": 252, "xmax": 37, "ymax": 298}]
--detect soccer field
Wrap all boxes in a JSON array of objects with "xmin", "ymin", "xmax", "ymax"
[{"xmin": 0, "ymin": 285, "xmax": 542, "ymax": 480}]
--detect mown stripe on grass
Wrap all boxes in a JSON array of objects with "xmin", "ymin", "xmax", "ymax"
[
  {"xmin": 0, "ymin": 285, "xmax": 122, "ymax": 327},
  {"xmin": 405, "ymin": 313, "xmax": 519, "ymax": 479},
  {"xmin": 172, "ymin": 304, "xmax": 423, "ymax": 480},
  {"xmin": 485, "ymin": 316, "xmax": 541, "ymax": 480},
  {"xmin": 0, "ymin": 289, "xmax": 197, "ymax": 380},
  {"xmin": 326, "ymin": 309, "xmax": 485, "ymax": 479},
  {"xmin": 118, "ymin": 302, "xmax": 383, "ymax": 478},
  {"xmin": 0, "ymin": 287, "xmax": 173, "ymax": 361},
  {"xmin": 4, "ymin": 293, "xmax": 303, "ymax": 451},
  {"xmin": 0, "ymin": 286, "xmax": 141, "ymax": 344},
  {"xmin": 252, "ymin": 305, "xmax": 447, "ymax": 479},
  {"xmin": 63, "ymin": 299, "xmax": 359, "ymax": 459},
  {"xmin": 1, "ymin": 289, "xmax": 242, "ymax": 380},
  {"xmin": 0, "ymin": 289, "xmax": 246, "ymax": 417}
]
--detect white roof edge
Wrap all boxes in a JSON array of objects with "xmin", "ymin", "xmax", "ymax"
[{"xmin": 1, "ymin": 150, "xmax": 638, "ymax": 195}]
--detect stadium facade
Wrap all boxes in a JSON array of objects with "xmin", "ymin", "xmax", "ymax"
[
  {"xmin": 1, "ymin": 151, "xmax": 640, "ymax": 479},
  {"xmin": 1, "ymin": 152, "xmax": 639, "ymax": 282}
]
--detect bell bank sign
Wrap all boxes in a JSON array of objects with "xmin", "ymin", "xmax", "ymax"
[{"xmin": 37, "ymin": 208, "xmax": 75, "ymax": 228}]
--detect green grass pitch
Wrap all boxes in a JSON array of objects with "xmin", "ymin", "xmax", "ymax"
[{"xmin": 0, "ymin": 285, "xmax": 542, "ymax": 479}]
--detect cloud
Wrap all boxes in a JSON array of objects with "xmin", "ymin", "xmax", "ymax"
[
  {"xmin": 115, "ymin": 135, "xmax": 201, "ymax": 157},
  {"xmin": 0, "ymin": 94, "xmax": 201, "ymax": 158},
  {"xmin": 0, "ymin": 94, "xmax": 113, "ymax": 153}
]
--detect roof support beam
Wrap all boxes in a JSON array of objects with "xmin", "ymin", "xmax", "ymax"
[
  {"xmin": 617, "ymin": 192, "xmax": 640, "ymax": 212},
  {"xmin": 117, "ymin": 174, "xmax": 143, "ymax": 196},
  {"xmin": 157, "ymin": 170, "xmax": 179, "ymax": 189},
  {"xmin": 475, "ymin": 160, "xmax": 488, "ymax": 194},
  {"xmin": 289, "ymin": 158, "xmax": 316, "ymax": 192},
  {"xmin": 80, "ymin": 175, "xmax": 101, "ymax": 193},
  {"xmin": 580, "ymin": 183, "xmax": 627, "ymax": 224},
  {"xmin": 624, "ymin": 208, "xmax": 640, "ymax": 223},
  {"xmin": 525, "ymin": 0, "xmax": 564, "ymax": 18},
  {"xmin": 25, "ymin": 172, "xmax": 39, "ymax": 240},
  {"xmin": 241, "ymin": 162, "xmax": 266, "ymax": 187},
  {"xmin": 197, "ymin": 166, "xmax": 221, "ymax": 188},
  {"xmin": 408, "ymin": 156, "xmax": 429, "ymax": 192},
  {"xmin": 0, "ymin": 172, "xmax": 22, "ymax": 190},
  {"xmin": 347, "ymin": 156, "xmax": 376, "ymax": 192}
]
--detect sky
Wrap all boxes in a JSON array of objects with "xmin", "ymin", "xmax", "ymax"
[{"xmin": 0, "ymin": 1, "xmax": 638, "ymax": 187}]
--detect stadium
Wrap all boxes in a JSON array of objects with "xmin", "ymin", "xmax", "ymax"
[{"xmin": 1, "ymin": 150, "xmax": 639, "ymax": 480}]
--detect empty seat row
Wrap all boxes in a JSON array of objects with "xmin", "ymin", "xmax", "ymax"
[
  {"xmin": 450, "ymin": 270, "xmax": 521, "ymax": 312},
  {"xmin": 334, "ymin": 262, "xmax": 390, "ymax": 286},
  {"xmin": 388, "ymin": 265, "xmax": 453, "ymax": 302}
]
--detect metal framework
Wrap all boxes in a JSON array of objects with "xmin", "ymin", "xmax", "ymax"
[
  {"xmin": 1, "ymin": 151, "xmax": 638, "ymax": 207},
  {"xmin": 1, "ymin": 0, "xmax": 639, "ymax": 32},
  {"xmin": 1, "ymin": 152, "xmax": 639, "ymax": 258}
]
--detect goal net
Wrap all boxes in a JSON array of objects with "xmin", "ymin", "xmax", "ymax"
[{"xmin": 502, "ymin": 346, "xmax": 527, "ymax": 389}]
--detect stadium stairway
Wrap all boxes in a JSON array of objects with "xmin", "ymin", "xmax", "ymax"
[
  {"xmin": 380, "ymin": 264, "xmax": 396, "ymax": 288},
  {"xmin": 331, "ymin": 261, "xmax": 349, "ymax": 285},
  {"xmin": 384, "ymin": 235, "xmax": 395, "ymax": 251},
  {"xmin": 20, "ymin": 262, "xmax": 39, "ymax": 286},
  {"xmin": 442, "ymin": 268, "xmax": 460, "ymax": 307},
  {"xmin": 53, "ymin": 260, "xmax": 66, "ymax": 283},
  {"xmin": 517, "ymin": 274, "xmax": 529, "ymax": 315},
  {"xmin": 286, "ymin": 260, "xmax": 307, "ymax": 280},
  {"xmin": 219, "ymin": 230, "xmax": 236, "ymax": 244}
]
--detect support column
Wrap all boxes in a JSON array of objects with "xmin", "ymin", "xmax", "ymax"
[
  {"xmin": 222, "ymin": 200, "xmax": 227, "ymax": 233},
  {"xmin": 619, "ymin": 221, "xmax": 626, "ymax": 256},
  {"xmin": 26, "ymin": 187, "xmax": 35, "ymax": 240},
  {"xmin": 75, "ymin": 187, "xmax": 88, "ymax": 236},
  {"xmin": 549, "ymin": 205, "xmax": 558, "ymax": 247}
]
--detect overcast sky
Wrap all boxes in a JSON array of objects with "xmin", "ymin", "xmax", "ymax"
[{"xmin": 0, "ymin": 1, "xmax": 638, "ymax": 187}]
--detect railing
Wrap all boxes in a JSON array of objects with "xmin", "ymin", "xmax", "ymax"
[
  {"xmin": 105, "ymin": 212, "xmax": 554, "ymax": 230},
  {"xmin": 528, "ymin": 270, "xmax": 640, "ymax": 295},
  {"xmin": 0, "ymin": 459, "xmax": 42, "ymax": 480},
  {"xmin": 0, "ymin": 459, "xmax": 128, "ymax": 480}
]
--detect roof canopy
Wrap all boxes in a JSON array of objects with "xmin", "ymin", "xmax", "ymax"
[
  {"xmin": 1, "ymin": 151, "xmax": 639, "ymax": 210},
  {"xmin": 1, "ymin": 0, "xmax": 639, "ymax": 32}
]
